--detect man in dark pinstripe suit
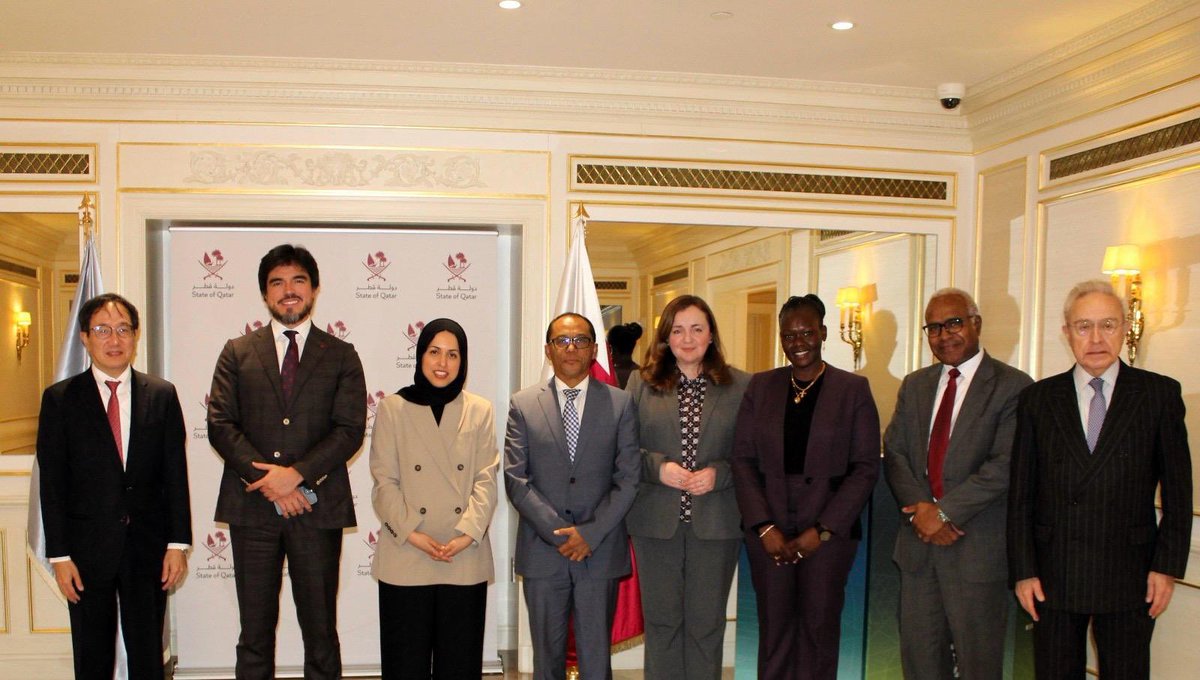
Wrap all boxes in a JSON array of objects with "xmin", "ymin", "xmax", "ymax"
[{"xmin": 1008, "ymin": 279, "xmax": 1192, "ymax": 680}]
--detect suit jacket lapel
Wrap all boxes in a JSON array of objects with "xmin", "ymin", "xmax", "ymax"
[
  {"xmin": 408, "ymin": 396, "xmax": 463, "ymax": 492},
  {"xmin": 1046, "ymin": 370, "xmax": 1092, "ymax": 470},
  {"xmin": 70, "ymin": 371, "xmax": 125, "ymax": 473},
  {"xmin": 1076, "ymin": 362, "xmax": 1144, "ymax": 488},
  {"xmin": 947, "ymin": 355, "xmax": 995, "ymax": 455},
  {"xmin": 124, "ymin": 369, "xmax": 151, "ymax": 476},
  {"xmin": 909, "ymin": 365, "xmax": 939, "ymax": 472},
  {"xmin": 251, "ymin": 327, "xmax": 287, "ymax": 408},
  {"xmin": 291, "ymin": 327, "xmax": 331, "ymax": 405},
  {"xmin": 537, "ymin": 378, "xmax": 571, "ymax": 466}
]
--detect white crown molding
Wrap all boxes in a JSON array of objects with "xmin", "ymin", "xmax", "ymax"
[
  {"xmin": 970, "ymin": 0, "xmax": 1199, "ymax": 98},
  {"xmin": 0, "ymin": 51, "xmax": 970, "ymax": 151},
  {"xmin": 967, "ymin": 18, "xmax": 1200, "ymax": 150}
]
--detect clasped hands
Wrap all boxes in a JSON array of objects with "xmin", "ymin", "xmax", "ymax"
[
  {"xmin": 408, "ymin": 531, "xmax": 475, "ymax": 563},
  {"xmin": 245, "ymin": 461, "xmax": 310, "ymax": 518},
  {"xmin": 660, "ymin": 462, "xmax": 716, "ymax": 496},
  {"xmin": 903, "ymin": 501, "xmax": 965, "ymax": 545},
  {"xmin": 762, "ymin": 525, "xmax": 821, "ymax": 565}
]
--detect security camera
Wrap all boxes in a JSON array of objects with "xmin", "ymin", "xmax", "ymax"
[{"xmin": 937, "ymin": 83, "xmax": 965, "ymax": 110}]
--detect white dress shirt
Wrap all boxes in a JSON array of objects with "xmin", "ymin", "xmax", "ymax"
[
  {"xmin": 271, "ymin": 318, "xmax": 313, "ymax": 368},
  {"xmin": 927, "ymin": 349, "xmax": 986, "ymax": 445},
  {"xmin": 554, "ymin": 375, "xmax": 590, "ymax": 424}
]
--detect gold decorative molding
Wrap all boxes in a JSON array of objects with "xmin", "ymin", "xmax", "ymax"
[
  {"xmin": 0, "ymin": 144, "xmax": 97, "ymax": 183},
  {"xmin": 118, "ymin": 143, "xmax": 550, "ymax": 197},
  {"xmin": 1040, "ymin": 104, "xmax": 1200, "ymax": 191},
  {"xmin": 572, "ymin": 157, "xmax": 953, "ymax": 206},
  {"xmin": 182, "ymin": 150, "xmax": 485, "ymax": 189}
]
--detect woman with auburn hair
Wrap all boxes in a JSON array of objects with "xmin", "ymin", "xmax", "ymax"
[
  {"xmin": 624, "ymin": 295, "xmax": 750, "ymax": 680},
  {"xmin": 732, "ymin": 294, "xmax": 880, "ymax": 680}
]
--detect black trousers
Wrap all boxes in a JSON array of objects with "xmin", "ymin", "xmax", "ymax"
[
  {"xmin": 1033, "ymin": 606, "xmax": 1156, "ymax": 680},
  {"xmin": 379, "ymin": 581, "xmax": 488, "ymax": 680},
  {"xmin": 229, "ymin": 522, "xmax": 343, "ymax": 680},
  {"xmin": 68, "ymin": 549, "xmax": 167, "ymax": 680}
]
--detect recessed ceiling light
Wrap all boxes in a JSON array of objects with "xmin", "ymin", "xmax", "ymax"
[
  {"xmin": 711, "ymin": 11, "xmax": 734, "ymax": 20},
  {"xmin": 499, "ymin": 0, "xmax": 521, "ymax": 9},
  {"xmin": 831, "ymin": 21, "xmax": 854, "ymax": 30}
]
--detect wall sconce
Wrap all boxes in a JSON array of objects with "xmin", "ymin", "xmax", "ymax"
[
  {"xmin": 15, "ymin": 310, "xmax": 32, "ymax": 363},
  {"xmin": 836, "ymin": 286, "xmax": 864, "ymax": 370},
  {"xmin": 1101, "ymin": 244, "xmax": 1143, "ymax": 365}
]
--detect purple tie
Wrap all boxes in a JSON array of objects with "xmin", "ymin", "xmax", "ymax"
[
  {"xmin": 281, "ymin": 331, "xmax": 299, "ymax": 402},
  {"xmin": 1086, "ymin": 377, "xmax": 1106, "ymax": 452}
]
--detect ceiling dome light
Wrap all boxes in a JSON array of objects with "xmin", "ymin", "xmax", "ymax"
[
  {"xmin": 711, "ymin": 11, "xmax": 734, "ymax": 20},
  {"xmin": 831, "ymin": 21, "xmax": 854, "ymax": 30},
  {"xmin": 499, "ymin": 0, "xmax": 521, "ymax": 9}
]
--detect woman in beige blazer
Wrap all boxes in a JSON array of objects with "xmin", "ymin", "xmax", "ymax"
[
  {"xmin": 625, "ymin": 295, "xmax": 750, "ymax": 680},
  {"xmin": 370, "ymin": 318, "xmax": 499, "ymax": 680}
]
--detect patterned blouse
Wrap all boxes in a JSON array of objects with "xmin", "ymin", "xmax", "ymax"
[{"xmin": 677, "ymin": 373, "xmax": 708, "ymax": 522}]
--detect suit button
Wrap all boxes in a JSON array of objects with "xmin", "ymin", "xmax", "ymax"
[
  {"xmin": 457, "ymin": 464, "xmax": 465, "ymax": 471},
  {"xmin": 455, "ymin": 507, "xmax": 462, "ymax": 514},
  {"xmin": 126, "ymin": 485, "xmax": 134, "ymax": 492},
  {"xmin": 273, "ymin": 451, "xmax": 281, "ymax": 459},
  {"xmin": 419, "ymin": 507, "xmax": 427, "ymax": 514},
  {"xmin": 805, "ymin": 477, "xmax": 813, "ymax": 484},
  {"xmin": 570, "ymin": 477, "xmax": 576, "ymax": 484},
  {"xmin": 415, "ymin": 465, "xmax": 421, "ymax": 471},
  {"xmin": 283, "ymin": 418, "xmax": 291, "ymax": 425},
  {"xmin": 120, "ymin": 515, "xmax": 130, "ymax": 525}
]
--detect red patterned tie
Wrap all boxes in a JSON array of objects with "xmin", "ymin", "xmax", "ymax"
[
  {"xmin": 927, "ymin": 367, "xmax": 959, "ymax": 499},
  {"xmin": 281, "ymin": 330, "xmax": 299, "ymax": 402},
  {"xmin": 105, "ymin": 380, "xmax": 123, "ymax": 464}
]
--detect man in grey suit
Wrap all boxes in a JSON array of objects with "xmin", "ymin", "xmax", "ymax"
[
  {"xmin": 208, "ymin": 244, "xmax": 367, "ymax": 680},
  {"xmin": 884, "ymin": 288, "xmax": 1032, "ymax": 680},
  {"xmin": 1009, "ymin": 280, "xmax": 1191, "ymax": 679},
  {"xmin": 504, "ymin": 312, "xmax": 641, "ymax": 680}
]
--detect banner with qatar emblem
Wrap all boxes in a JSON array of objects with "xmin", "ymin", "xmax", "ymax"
[{"xmin": 164, "ymin": 227, "xmax": 500, "ymax": 676}]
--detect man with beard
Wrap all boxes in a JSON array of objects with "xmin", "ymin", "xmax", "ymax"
[{"xmin": 207, "ymin": 244, "xmax": 366, "ymax": 680}]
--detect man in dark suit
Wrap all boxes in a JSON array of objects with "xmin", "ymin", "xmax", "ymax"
[
  {"xmin": 38, "ymin": 293, "xmax": 192, "ymax": 680},
  {"xmin": 1008, "ymin": 279, "xmax": 1192, "ymax": 679},
  {"xmin": 207, "ymin": 244, "xmax": 366, "ymax": 680},
  {"xmin": 884, "ymin": 288, "xmax": 1031, "ymax": 680},
  {"xmin": 504, "ymin": 312, "xmax": 641, "ymax": 680}
]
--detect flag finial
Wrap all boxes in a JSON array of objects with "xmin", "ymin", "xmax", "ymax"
[{"xmin": 78, "ymin": 193, "xmax": 95, "ymax": 238}]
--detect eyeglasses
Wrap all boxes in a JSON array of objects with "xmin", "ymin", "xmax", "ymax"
[
  {"xmin": 549, "ymin": 335, "xmax": 594, "ymax": 349},
  {"xmin": 90, "ymin": 324, "xmax": 135, "ymax": 339},
  {"xmin": 922, "ymin": 316, "xmax": 971, "ymax": 337},
  {"xmin": 1068, "ymin": 318, "xmax": 1124, "ymax": 337}
]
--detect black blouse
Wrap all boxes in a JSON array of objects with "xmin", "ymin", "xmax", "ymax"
[{"xmin": 783, "ymin": 372, "xmax": 825, "ymax": 475}]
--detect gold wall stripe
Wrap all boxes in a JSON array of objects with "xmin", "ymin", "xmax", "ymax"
[
  {"xmin": 576, "ymin": 163, "xmax": 948, "ymax": 201},
  {"xmin": 1049, "ymin": 116, "xmax": 1200, "ymax": 180}
]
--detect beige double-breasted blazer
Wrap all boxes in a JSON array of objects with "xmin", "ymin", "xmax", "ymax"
[{"xmin": 369, "ymin": 391, "xmax": 499, "ymax": 586}]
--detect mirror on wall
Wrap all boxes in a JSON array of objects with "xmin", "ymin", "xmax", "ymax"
[{"xmin": 0, "ymin": 212, "xmax": 79, "ymax": 455}]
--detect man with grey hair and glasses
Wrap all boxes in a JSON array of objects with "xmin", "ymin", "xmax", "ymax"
[
  {"xmin": 884, "ymin": 287, "xmax": 1031, "ymax": 679},
  {"xmin": 1008, "ymin": 279, "xmax": 1191, "ymax": 679}
]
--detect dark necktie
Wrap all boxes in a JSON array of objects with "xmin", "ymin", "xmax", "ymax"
[
  {"xmin": 1086, "ymin": 377, "xmax": 1106, "ymax": 452},
  {"xmin": 281, "ymin": 330, "xmax": 299, "ymax": 402},
  {"xmin": 105, "ymin": 380, "xmax": 123, "ymax": 465},
  {"xmin": 927, "ymin": 367, "xmax": 960, "ymax": 499},
  {"xmin": 563, "ymin": 388, "xmax": 581, "ymax": 464}
]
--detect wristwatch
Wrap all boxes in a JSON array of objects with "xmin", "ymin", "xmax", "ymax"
[{"xmin": 815, "ymin": 522, "xmax": 833, "ymax": 542}]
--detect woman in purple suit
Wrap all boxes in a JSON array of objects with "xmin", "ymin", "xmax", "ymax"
[{"xmin": 732, "ymin": 294, "xmax": 880, "ymax": 680}]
